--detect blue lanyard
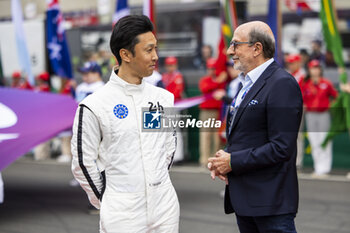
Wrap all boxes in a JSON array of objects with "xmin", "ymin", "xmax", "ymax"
[
  {"xmin": 241, "ymin": 87, "xmax": 250, "ymax": 100},
  {"xmin": 228, "ymin": 80, "xmax": 252, "ymax": 130},
  {"xmin": 229, "ymin": 97, "xmax": 237, "ymax": 115},
  {"xmin": 230, "ymin": 87, "xmax": 250, "ymax": 114}
]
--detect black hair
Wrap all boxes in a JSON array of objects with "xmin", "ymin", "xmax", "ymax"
[
  {"xmin": 110, "ymin": 15, "xmax": 154, "ymax": 65},
  {"xmin": 248, "ymin": 28, "xmax": 275, "ymax": 59},
  {"xmin": 299, "ymin": 49, "xmax": 309, "ymax": 56}
]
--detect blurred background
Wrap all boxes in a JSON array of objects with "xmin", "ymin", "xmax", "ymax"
[{"xmin": 0, "ymin": 0, "xmax": 350, "ymax": 232}]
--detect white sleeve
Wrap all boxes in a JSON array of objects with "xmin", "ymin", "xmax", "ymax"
[
  {"xmin": 165, "ymin": 94, "xmax": 177, "ymax": 169},
  {"xmin": 71, "ymin": 105, "xmax": 104, "ymax": 209},
  {"xmin": 166, "ymin": 127, "xmax": 177, "ymax": 170}
]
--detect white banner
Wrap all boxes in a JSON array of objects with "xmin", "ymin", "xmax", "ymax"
[{"xmin": 0, "ymin": 19, "xmax": 45, "ymax": 81}]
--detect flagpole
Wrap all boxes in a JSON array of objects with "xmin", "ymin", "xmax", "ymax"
[
  {"xmin": 267, "ymin": 0, "xmax": 282, "ymax": 64},
  {"xmin": 277, "ymin": 0, "xmax": 282, "ymax": 64},
  {"xmin": 151, "ymin": 0, "xmax": 157, "ymax": 35},
  {"xmin": 143, "ymin": 0, "xmax": 157, "ymax": 35}
]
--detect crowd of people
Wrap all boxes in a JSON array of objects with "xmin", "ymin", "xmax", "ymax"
[
  {"xmin": 1, "ymin": 13, "xmax": 350, "ymax": 232},
  {"xmin": 2, "ymin": 32, "xmax": 348, "ymax": 179}
]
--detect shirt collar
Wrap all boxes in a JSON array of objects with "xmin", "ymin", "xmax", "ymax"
[
  {"xmin": 109, "ymin": 68, "xmax": 145, "ymax": 95},
  {"xmin": 238, "ymin": 58, "xmax": 274, "ymax": 86},
  {"xmin": 247, "ymin": 58, "xmax": 274, "ymax": 84}
]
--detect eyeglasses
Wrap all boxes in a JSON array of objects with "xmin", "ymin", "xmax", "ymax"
[{"xmin": 229, "ymin": 41, "xmax": 252, "ymax": 50}]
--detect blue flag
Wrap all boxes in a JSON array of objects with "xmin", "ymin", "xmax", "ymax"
[
  {"xmin": 46, "ymin": 0, "xmax": 72, "ymax": 79},
  {"xmin": 113, "ymin": 0, "xmax": 130, "ymax": 25}
]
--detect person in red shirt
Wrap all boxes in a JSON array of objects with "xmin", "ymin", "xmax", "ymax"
[
  {"xmin": 35, "ymin": 72, "xmax": 50, "ymax": 92},
  {"xmin": 11, "ymin": 71, "xmax": 33, "ymax": 90},
  {"xmin": 300, "ymin": 60, "xmax": 338, "ymax": 177},
  {"xmin": 286, "ymin": 54, "xmax": 305, "ymax": 83},
  {"xmin": 11, "ymin": 71, "xmax": 22, "ymax": 88},
  {"xmin": 198, "ymin": 58, "xmax": 226, "ymax": 167},
  {"xmin": 60, "ymin": 79, "xmax": 76, "ymax": 96},
  {"xmin": 285, "ymin": 54, "xmax": 306, "ymax": 169},
  {"xmin": 20, "ymin": 80, "xmax": 33, "ymax": 90},
  {"xmin": 162, "ymin": 56, "xmax": 184, "ymax": 101}
]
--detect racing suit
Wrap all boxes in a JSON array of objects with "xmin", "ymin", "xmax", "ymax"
[
  {"xmin": 71, "ymin": 70, "xmax": 179, "ymax": 233},
  {"xmin": 161, "ymin": 71, "xmax": 184, "ymax": 162}
]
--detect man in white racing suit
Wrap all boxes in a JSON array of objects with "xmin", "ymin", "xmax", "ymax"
[{"xmin": 71, "ymin": 15, "xmax": 179, "ymax": 233}]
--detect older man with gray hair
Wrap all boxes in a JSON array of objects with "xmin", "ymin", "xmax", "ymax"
[{"xmin": 208, "ymin": 21, "xmax": 303, "ymax": 232}]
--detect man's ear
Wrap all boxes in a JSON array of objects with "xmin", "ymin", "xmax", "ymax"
[
  {"xmin": 120, "ymin": 48, "xmax": 131, "ymax": 63},
  {"xmin": 253, "ymin": 42, "xmax": 263, "ymax": 57}
]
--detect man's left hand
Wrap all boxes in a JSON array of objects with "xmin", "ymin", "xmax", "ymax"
[{"xmin": 208, "ymin": 150, "xmax": 232, "ymax": 175}]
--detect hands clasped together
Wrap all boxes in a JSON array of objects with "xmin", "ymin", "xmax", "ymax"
[{"xmin": 207, "ymin": 150, "xmax": 232, "ymax": 185}]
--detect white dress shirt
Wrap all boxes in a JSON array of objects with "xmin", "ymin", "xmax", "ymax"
[{"xmin": 234, "ymin": 58, "xmax": 274, "ymax": 108}]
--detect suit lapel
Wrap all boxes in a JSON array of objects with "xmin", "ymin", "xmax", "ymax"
[{"xmin": 228, "ymin": 61, "xmax": 279, "ymax": 137}]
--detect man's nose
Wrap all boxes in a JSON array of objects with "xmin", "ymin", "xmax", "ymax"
[
  {"xmin": 153, "ymin": 51, "xmax": 158, "ymax": 61},
  {"xmin": 227, "ymin": 46, "xmax": 234, "ymax": 56}
]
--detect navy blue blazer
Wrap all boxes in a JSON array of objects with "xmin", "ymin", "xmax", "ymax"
[{"xmin": 224, "ymin": 61, "xmax": 303, "ymax": 217}]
